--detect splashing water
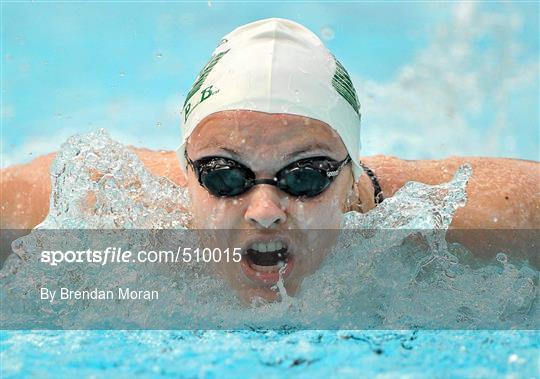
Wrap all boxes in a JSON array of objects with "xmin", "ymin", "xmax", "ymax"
[
  {"xmin": 43, "ymin": 129, "xmax": 190, "ymax": 229},
  {"xmin": 1, "ymin": 130, "xmax": 537, "ymax": 330}
]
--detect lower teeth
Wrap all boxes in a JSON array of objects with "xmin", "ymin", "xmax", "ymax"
[{"xmin": 249, "ymin": 260, "xmax": 286, "ymax": 272}]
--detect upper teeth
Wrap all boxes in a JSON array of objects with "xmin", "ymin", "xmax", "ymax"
[{"xmin": 251, "ymin": 241, "xmax": 284, "ymax": 253}]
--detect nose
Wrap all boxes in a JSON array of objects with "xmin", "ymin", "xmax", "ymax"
[{"xmin": 244, "ymin": 185, "xmax": 287, "ymax": 229}]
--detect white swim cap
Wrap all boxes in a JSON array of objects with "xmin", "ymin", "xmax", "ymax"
[{"xmin": 177, "ymin": 17, "xmax": 363, "ymax": 180}]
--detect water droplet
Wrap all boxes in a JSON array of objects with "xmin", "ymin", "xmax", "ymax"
[
  {"xmin": 156, "ymin": 122, "xmax": 161, "ymax": 128},
  {"xmin": 321, "ymin": 26, "xmax": 335, "ymax": 41},
  {"xmin": 496, "ymin": 252, "xmax": 508, "ymax": 264},
  {"xmin": 119, "ymin": 71, "xmax": 126, "ymax": 77},
  {"xmin": 508, "ymin": 354, "xmax": 519, "ymax": 364},
  {"xmin": 156, "ymin": 52, "xmax": 163, "ymax": 59}
]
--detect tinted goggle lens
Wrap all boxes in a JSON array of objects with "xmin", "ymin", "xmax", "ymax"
[
  {"xmin": 203, "ymin": 168, "xmax": 250, "ymax": 197},
  {"xmin": 277, "ymin": 167, "xmax": 331, "ymax": 197}
]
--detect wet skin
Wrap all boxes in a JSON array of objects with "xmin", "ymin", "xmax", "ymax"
[{"xmin": 185, "ymin": 110, "xmax": 357, "ymax": 302}]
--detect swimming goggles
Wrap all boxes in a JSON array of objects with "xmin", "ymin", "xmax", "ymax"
[{"xmin": 185, "ymin": 153, "xmax": 352, "ymax": 198}]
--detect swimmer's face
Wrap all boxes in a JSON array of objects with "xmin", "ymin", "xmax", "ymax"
[{"xmin": 185, "ymin": 110, "xmax": 355, "ymax": 303}]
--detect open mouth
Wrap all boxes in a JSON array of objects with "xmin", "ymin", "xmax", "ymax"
[{"xmin": 241, "ymin": 240, "xmax": 294, "ymax": 284}]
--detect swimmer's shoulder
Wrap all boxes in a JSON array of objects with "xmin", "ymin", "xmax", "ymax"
[
  {"xmin": 129, "ymin": 147, "xmax": 187, "ymax": 187},
  {"xmin": 1, "ymin": 152, "xmax": 56, "ymax": 229},
  {"xmin": 361, "ymin": 155, "xmax": 538, "ymax": 197},
  {"xmin": 0, "ymin": 148, "xmax": 187, "ymax": 229},
  {"xmin": 361, "ymin": 154, "xmax": 539, "ymax": 229}
]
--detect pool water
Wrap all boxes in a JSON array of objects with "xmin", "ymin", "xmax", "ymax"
[{"xmin": 1, "ymin": 330, "xmax": 538, "ymax": 378}]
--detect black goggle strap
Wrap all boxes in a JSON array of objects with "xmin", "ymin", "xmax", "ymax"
[
  {"xmin": 184, "ymin": 152, "xmax": 205, "ymax": 186},
  {"xmin": 184, "ymin": 149, "xmax": 197, "ymax": 175},
  {"xmin": 324, "ymin": 155, "xmax": 352, "ymax": 178}
]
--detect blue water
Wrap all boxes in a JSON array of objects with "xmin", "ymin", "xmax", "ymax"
[{"xmin": 2, "ymin": 330, "xmax": 538, "ymax": 378}]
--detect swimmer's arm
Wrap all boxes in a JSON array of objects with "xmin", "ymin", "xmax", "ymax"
[
  {"xmin": 361, "ymin": 156, "xmax": 539, "ymax": 261},
  {"xmin": 0, "ymin": 148, "xmax": 186, "ymax": 229},
  {"xmin": 1, "ymin": 153, "xmax": 56, "ymax": 229}
]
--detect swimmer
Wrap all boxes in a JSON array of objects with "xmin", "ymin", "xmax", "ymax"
[{"xmin": 1, "ymin": 18, "xmax": 538, "ymax": 302}]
